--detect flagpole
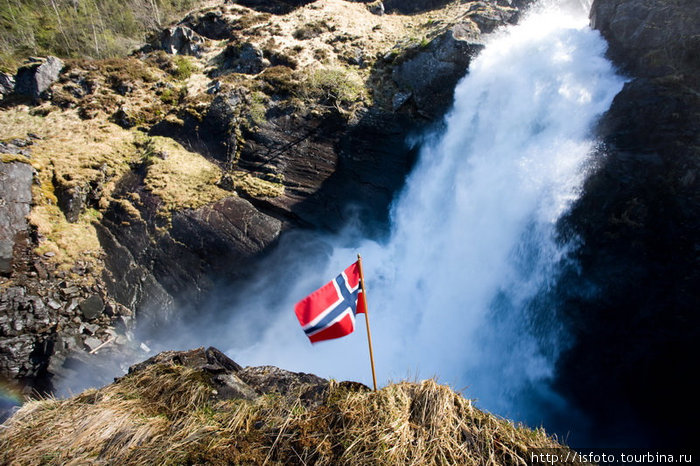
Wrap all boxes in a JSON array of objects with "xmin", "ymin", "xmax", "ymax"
[{"xmin": 356, "ymin": 253, "xmax": 378, "ymax": 391}]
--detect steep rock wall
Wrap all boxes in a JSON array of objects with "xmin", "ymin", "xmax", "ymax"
[{"xmin": 554, "ymin": 0, "xmax": 699, "ymax": 447}]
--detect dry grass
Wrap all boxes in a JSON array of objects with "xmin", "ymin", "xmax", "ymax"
[
  {"xmin": 0, "ymin": 107, "xmax": 138, "ymax": 272},
  {"xmin": 28, "ymin": 206, "xmax": 103, "ymax": 274},
  {"xmin": 141, "ymin": 136, "xmax": 231, "ymax": 213},
  {"xmin": 233, "ymin": 171, "xmax": 285, "ymax": 198},
  {"xmin": 0, "ymin": 362, "xmax": 576, "ymax": 465}
]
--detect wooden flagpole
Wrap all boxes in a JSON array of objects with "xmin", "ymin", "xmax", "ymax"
[{"xmin": 356, "ymin": 253, "xmax": 378, "ymax": 391}]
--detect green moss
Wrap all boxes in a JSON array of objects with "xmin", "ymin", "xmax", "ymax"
[
  {"xmin": 159, "ymin": 86, "xmax": 187, "ymax": 106},
  {"xmin": 171, "ymin": 56, "xmax": 194, "ymax": 81},
  {"xmin": 246, "ymin": 91, "xmax": 268, "ymax": 126},
  {"xmin": 303, "ymin": 67, "xmax": 364, "ymax": 109}
]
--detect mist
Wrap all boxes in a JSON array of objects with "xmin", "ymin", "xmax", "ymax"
[
  {"xmin": 170, "ymin": 0, "xmax": 626, "ymax": 427},
  {"xmin": 64, "ymin": 0, "xmax": 626, "ymax": 435}
]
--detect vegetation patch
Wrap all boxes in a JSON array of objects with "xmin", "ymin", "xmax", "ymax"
[
  {"xmin": 140, "ymin": 136, "xmax": 230, "ymax": 213},
  {"xmin": 28, "ymin": 205, "xmax": 103, "ymax": 275},
  {"xmin": 293, "ymin": 20, "xmax": 335, "ymax": 40},
  {"xmin": 0, "ymin": 362, "xmax": 573, "ymax": 465},
  {"xmin": 233, "ymin": 171, "xmax": 284, "ymax": 198},
  {"xmin": 302, "ymin": 66, "xmax": 366, "ymax": 112},
  {"xmin": 0, "ymin": 0, "xmax": 198, "ymax": 70}
]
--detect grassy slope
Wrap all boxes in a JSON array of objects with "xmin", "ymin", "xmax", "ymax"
[
  {"xmin": 0, "ymin": 0, "xmax": 487, "ymax": 276},
  {"xmin": 0, "ymin": 0, "xmax": 201, "ymax": 71},
  {"xmin": 0, "ymin": 362, "xmax": 575, "ymax": 465}
]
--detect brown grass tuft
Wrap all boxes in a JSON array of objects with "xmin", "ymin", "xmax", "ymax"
[{"xmin": 0, "ymin": 363, "xmax": 577, "ymax": 465}]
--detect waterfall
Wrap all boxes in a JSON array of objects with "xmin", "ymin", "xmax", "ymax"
[{"xmin": 217, "ymin": 0, "xmax": 625, "ymax": 427}]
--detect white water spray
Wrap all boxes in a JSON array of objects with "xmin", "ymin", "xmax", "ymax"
[{"xmin": 214, "ymin": 1, "xmax": 624, "ymax": 424}]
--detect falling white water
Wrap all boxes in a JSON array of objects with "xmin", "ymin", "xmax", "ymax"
[{"xmin": 212, "ymin": 0, "xmax": 624, "ymax": 424}]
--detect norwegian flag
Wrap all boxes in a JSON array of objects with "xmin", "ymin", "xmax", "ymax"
[{"xmin": 295, "ymin": 261, "xmax": 366, "ymax": 343}]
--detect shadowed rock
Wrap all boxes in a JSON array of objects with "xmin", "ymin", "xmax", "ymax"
[
  {"xmin": 14, "ymin": 56, "xmax": 64, "ymax": 100},
  {"xmin": 126, "ymin": 347, "xmax": 331, "ymax": 404},
  {"xmin": 553, "ymin": 0, "xmax": 700, "ymax": 448},
  {"xmin": 0, "ymin": 162, "xmax": 33, "ymax": 274},
  {"xmin": 161, "ymin": 26, "xmax": 206, "ymax": 57},
  {"xmin": 0, "ymin": 72, "xmax": 14, "ymax": 97}
]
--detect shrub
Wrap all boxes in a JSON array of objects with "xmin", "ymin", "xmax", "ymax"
[
  {"xmin": 171, "ymin": 56, "xmax": 194, "ymax": 80},
  {"xmin": 303, "ymin": 67, "xmax": 364, "ymax": 109}
]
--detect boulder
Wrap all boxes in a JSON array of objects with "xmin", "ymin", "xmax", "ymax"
[
  {"xmin": 367, "ymin": 1, "xmax": 384, "ymax": 15},
  {"xmin": 0, "ymin": 71, "xmax": 14, "ymax": 97},
  {"xmin": 160, "ymin": 26, "xmax": 205, "ymax": 57},
  {"xmin": 0, "ymin": 162, "xmax": 33, "ymax": 274},
  {"xmin": 125, "ymin": 347, "xmax": 330, "ymax": 405},
  {"xmin": 217, "ymin": 42, "xmax": 269, "ymax": 75},
  {"xmin": 13, "ymin": 56, "xmax": 64, "ymax": 100},
  {"xmin": 79, "ymin": 295, "xmax": 105, "ymax": 320},
  {"xmin": 182, "ymin": 9, "xmax": 235, "ymax": 40}
]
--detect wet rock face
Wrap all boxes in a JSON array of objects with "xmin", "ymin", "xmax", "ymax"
[
  {"xmin": 13, "ymin": 56, "xmax": 64, "ymax": 100},
  {"xmin": 0, "ymin": 162, "xmax": 33, "ymax": 275},
  {"xmin": 97, "ymin": 187, "xmax": 282, "ymax": 329},
  {"xmin": 389, "ymin": 2, "xmax": 523, "ymax": 117},
  {"xmin": 591, "ymin": 0, "xmax": 700, "ymax": 81},
  {"xmin": 391, "ymin": 29, "xmax": 484, "ymax": 118},
  {"xmin": 553, "ymin": 0, "xmax": 700, "ymax": 448}
]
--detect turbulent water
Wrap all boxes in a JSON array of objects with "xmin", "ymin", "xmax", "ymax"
[{"xmin": 186, "ymin": 0, "xmax": 624, "ymax": 429}]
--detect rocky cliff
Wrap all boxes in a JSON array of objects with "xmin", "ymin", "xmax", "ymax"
[
  {"xmin": 1, "ymin": 0, "xmax": 533, "ymax": 398},
  {"xmin": 0, "ymin": 347, "xmax": 576, "ymax": 465},
  {"xmin": 553, "ymin": 0, "xmax": 699, "ymax": 447}
]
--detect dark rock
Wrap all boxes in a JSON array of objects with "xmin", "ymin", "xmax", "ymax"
[
  {"xmin": 217, "ymin": 174, "xmax": 236, "ymax": 191},
  {"xmin": 53, "ymin": 175, "xmax": 86, "ymax": 224},
  {"xmin": 182, "ymin": 10, "xmax": 235, "ymax": 40},
  {"xmin": 382, "ymin": 0, "xmax": 450, "ymax": 14},
  {"xmin": 125, "ymin": 347, "xmax": 257, "ymax": 400},
  {"xmin": 552, "ymin": 0, "xmax": 700, "ymax": 448},
  {"xmin": 111, "ymin": 107, "xmax": 136, "ymax": 129},
  {"xmin": 199, "ymin": 90, "xmax": 243, "ymax": 163},
  {"xmin": 391, "ymin": 28, "xmax": 484, "ymax": 117},
  {"xmin": 160, "ymin": 26, "xmax": 206, "ymax": 57},
  {"xmin": 238, "ymin": 365, "xmax": 328, "ymax": 399},
  {"xmin": 217, "ymin": 42, "xmax": 270, "ymax": 75},
  {"xmin": 169, "ymin": 196, "xmax": 282, "ymax": 269},
  {"xmin": 392, "ymin": 91, "xmax": 412, "ymax": 111},
  {"xmin": 591, "ymin": 0, "xmax": 700, "ymax": 81},
  {"xmin": 367, "ymin": 1, "xmax": 384, "ymax": 15},
  {"xmin": 95, "ymin": 222, "xmax": 175, "ymax": 329},
  {"xmin": 207, "ymin": 80, "xmax": 221, "ymax": 94},
  {"xmin": 125, "ymin": 347, "xmax": 329, "ymax": 405},
  {"xmin": 467, "ymin": 1, "xmax": 520, "ymax": 34},
  {"xmin": 0, "ymin": 162, "xmax": 33, "ymax": 274},
  {"xmin": 0, "ymin": 71, "xmax": 14, "ymax": 96},
  {"xmin": 234, "ymin": 0, "xmax": 317, "ymax": 15},
  {"xmin": 13, "ymin": 56, "xmax": 64, "ymax": 100},
  {"xmin": 0, "ymin": 139, "xmax": 32, "ymax": 157},
  {"xmin": 79, "ymin": 295, "xmax": 104, "ymax": 320}
]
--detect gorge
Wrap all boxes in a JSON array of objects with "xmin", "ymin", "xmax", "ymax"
[{"xmin": 1, "ymin": 0, "xmax": 698, "ymax": 452}]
